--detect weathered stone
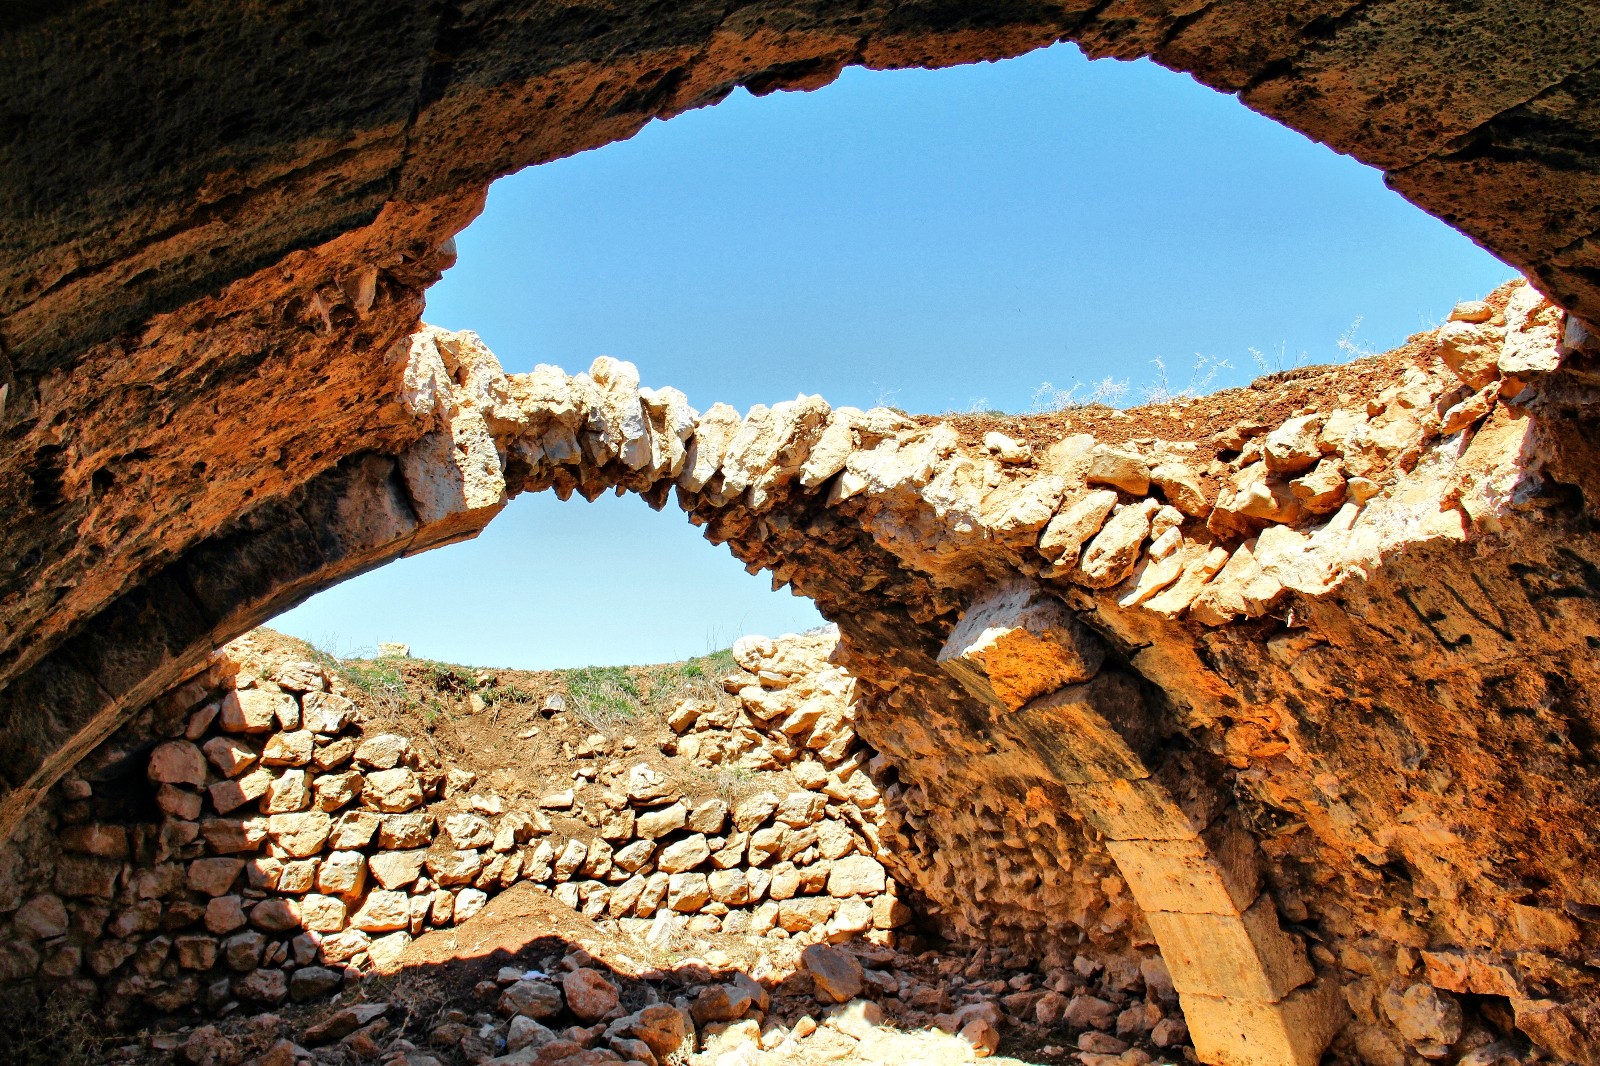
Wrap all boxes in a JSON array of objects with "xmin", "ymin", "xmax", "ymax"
[
  {"xmin": 562, "ymin": 967, "xmax": 621, "ymax": 1023},
  {"xmin": 187, "ymin": 858, "xmax": 246, "ymax": 897},
  {"xmin": 802, "ymin": 944, "xmax": 864, "ymax": 1003},
  {"xmin": 826, "ymin": 855, "xmax": 887, "ymax": 897},
  {"xmin": 14, "ymin": 893, "xmax": 69, "ymax": 938},
  {"xmin": 354, "ymin": 733, "xmax": 410, "ymax": 770},
  {"xmin": 148, "ymin": 740, "xmax": 208, "ymax": 786},
  {"xmin": 261, "ymin": 729, "xmax": 315, "ymax": 767},
  {"xmin": 263, "ymin": 767, "xmax": 313, "ymax": 813},
  {"xmin": 203, "ymin": 736, "xmax": 259, "ymax": 777},
  {"xmin": 636, "ymin": 802, "xmax": 688, "ymax": 839},
  {"xmin": 501, "ymin": 979, "xmax": 564, "ymax": 1020},
  {"xmin": 364, "ymin": 767, "xmax": 425, "ymax": 812},
  {"xmin": 267, "ymin": 812, "xmax": 332, "ymax": 858},
  {"xmin": 937, "ymin": 581, "xmax": 1104, "ymax": 711},
  {"xmin": 668, "ymin": 872, "xmax": 712, "ymax": 912},
  {"xmin": 368, "ymin": 848, "xmax": 427, "ymax": 890},
  {"xmin": 220, "ymin": 690, "xmax": 294, "ymax": 734},
  {"xmin": 657, "ymin": 834, "xmax": 711, "ymax": 873},
  {"xmin": 350, "ymin": 889, "xmax": 412, "ymax": 933},
  {"xmin": 316, "ymin": 850, "xmax": 367, "ymax": 897}
]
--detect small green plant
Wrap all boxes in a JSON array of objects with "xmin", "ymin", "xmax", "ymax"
[{"xmin": 561, "ymin": 665, "xmax": 642, "ymax": 729}]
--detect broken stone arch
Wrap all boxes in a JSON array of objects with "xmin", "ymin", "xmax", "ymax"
[{"xmin": 7, "ymin": 5, "xmax": 1600, "ymax": 1062}]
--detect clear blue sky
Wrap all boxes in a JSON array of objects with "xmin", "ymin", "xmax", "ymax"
[{"xmin": 270, "ymin": 43, "xmax": 1513, "ymax": 668}]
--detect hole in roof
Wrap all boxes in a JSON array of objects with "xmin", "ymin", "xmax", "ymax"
[{"xmin": 270, "ymin": 41, "xmax": 1514, "ymax": 669}]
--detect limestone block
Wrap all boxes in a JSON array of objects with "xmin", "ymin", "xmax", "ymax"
[
  {"xmin": 266, "ymin": 812, "xmax": 333, "ymax": 858},
  {"xmin": 1262, "ymin": 416, "xmax": 1322, "ymax": 474},
  {"xmin": 148, "ymin": 740, "xmax": 207, "ymax": 786},
  {"xmin": 502, "ymin": 978, "xmax": 565, "ymax": 1019},
  {"xmin": 1039, "ymin": 489, "xmax": 1119, "ymax": 564},
  {"xmin": 367, "ymin": 849, "xmax": 427, "ymax": 891},
  {"xmin": 313, "ymin": 770, "xmax": 364, "ymax": 812},
  {"xmin": 262, "ymin": 769, "xmax": 312, "ymax": 814},
  {"xmin": 312, "ymin": 736, "xmax": 357, "ymax": 772},
  {"xmin": 455, "ymin": 887, "xmax": 490, "ymax": 924},
  {"xmin": 210, "ymin": 768, "xmax": 272, "ymax": 814},
  {"xmin": 203, "ymin": 736, "xmax": 259, "ymax": 777},
  {"xmin": 201, "ymin": 817, "xmax": 269, "ymax": 854},
  {"xmin": 1144, "ymin": 896, "xmax": 1314, "ymax": 1003},
  {"xmin": 398, "ymin": 415, "xmax": 507, "ymax": 545},
  {"xmin": 427, "ymin": 847, "xmax": 488, "ymax": 887},
  {"xmin": 802, "ymin": 944, "xmax": 864, "ymax": 1003},
  {"xmin": 354, "ymin": 733, "xmax": 409, "ymax": 770},
  {"xmin": 667, "ymin": 872, "xmax": 711, "ymax": 912},
  {"xmin": 300, "ymin": 894, "xmax": 348, "ymax": 934},
  {"xmin": 658, "ymin": 835, "xmax": 711, "ymax": 873},
  {"xmin": 775, "ymin": 790, "xmax": 825, "ymax": 828},
  {"xmin": 816, "ymin": 818, "xmax": 855, "ymax": 860},
  {"xmin": 563, "ymin": 967, "xmax": 621, "ymax": 1023},
  {"xmin": 733, "ymin": 791, "xmax": 780, "ymax": 831},
  {"xmin": 350, "ymin": 889, "xmax": 412, "ymax": 933},
  {"xmin": 1086, "ymin": 445, "xmax": 1151, "ymax": 494},
  {"xmin": 827, "ymin": 855, "xmax": 887, "ymax": 897},
  {"xmin": 14, "ymin": 894, "xmax": 68, "ymax": 938},
  {"xmin": 1078, "ymin": 500, "xmax": 1160, "ymax": 588},
  {"xmin": 708, "ymin": 868, "xmax": 751, "ymax": 905},
  {"xmin": 688, "ymin": 798, "xmax": 729, "ymax": 834},
  {"xmin": 778, "ymin": 896, "xmax": 835, "ymax": 932},
  {"xmin": 612, "ymin": 839, "xmax": 655, "ymax": 873},
  {"xmin": 364, "ymin": 767, "xmax": 424, "ymax": 812},
  {"xmin": 220, "ymin": 689, "xmax": 293, "ymax": 734},
  {"xmin": 625, "ymin": 763, "xmax": 674, "ymax": 804},
  {"xmin": 584, "ymin": 356, "xmax": 651, "ymax": 470},
  {"xmin": 187, "ymin": 858, "xmax": 245, "ymax": 897},
  {"xmin": 748, "ymin": 826, "xmax": 786, "ymax": 866},
  {"xmin": 1183, "ymin": 977, "xmax": 1345, "ymax": 1066},
  {"xmin": 249, "ymin": 897, "xmax": 300, "ymax": 932},
  {"xmin": 636, "ymin": 802, "xmax": 687, "ymax": 838},
  {"xmin": 157, "ymin": 783, "xmax": 204, "ymax": 820},
  {"xmin": 680, "ymin": 402, "xmax": 742, "ymax": 492},
  {"xmin": 443, "ymin": 812, "xmax": 494, "ymax": 849},
  {"xmin": 938, "ymin": 581, "xmax": 1104, "ymax": 711},
  {"xmin": 367, "ymin": 931, "xmax": 412, "ymax": 973},
  {"xmin": 317, "ymin": 851, "xmax": 367, "ymax": 897},
  {"xmin": 302, "ymin": 691, "xmax": 355, "ymax": 735},
  {"xmin": 204, "ymin": 896, "xmax": 247, "ymax": 935},
  {"xmin": 1151, "ymin": 462, "xmax": 1208, "ymax": 516},
  {"xmin": 261, "ymin": 730, "xmax": 315, "ymax": 767}
]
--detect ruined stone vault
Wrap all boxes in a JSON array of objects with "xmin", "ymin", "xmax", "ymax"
[{"xmin": 4, "ymin": 4, "xmax": 1600, "ymax": 1064}]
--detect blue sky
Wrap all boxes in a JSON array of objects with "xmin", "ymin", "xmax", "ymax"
[{"xmin": 270, "ymin": 43, "xmax": 1513, "ymax": 668}]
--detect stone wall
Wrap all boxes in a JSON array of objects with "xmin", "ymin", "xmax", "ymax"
[{"xmin": 0, "ymin": 630, "xmax": 924, "ymax": 1018}]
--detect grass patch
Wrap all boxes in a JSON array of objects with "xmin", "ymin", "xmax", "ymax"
[{"xmin": 560, "ymin": 665, "xmax": 642, "ymax": 730}]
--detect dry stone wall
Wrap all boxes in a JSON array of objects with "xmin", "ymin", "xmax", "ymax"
[{"xmin": 0, "ymin": 631, "xmax": 921, "ymax": 1017}]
